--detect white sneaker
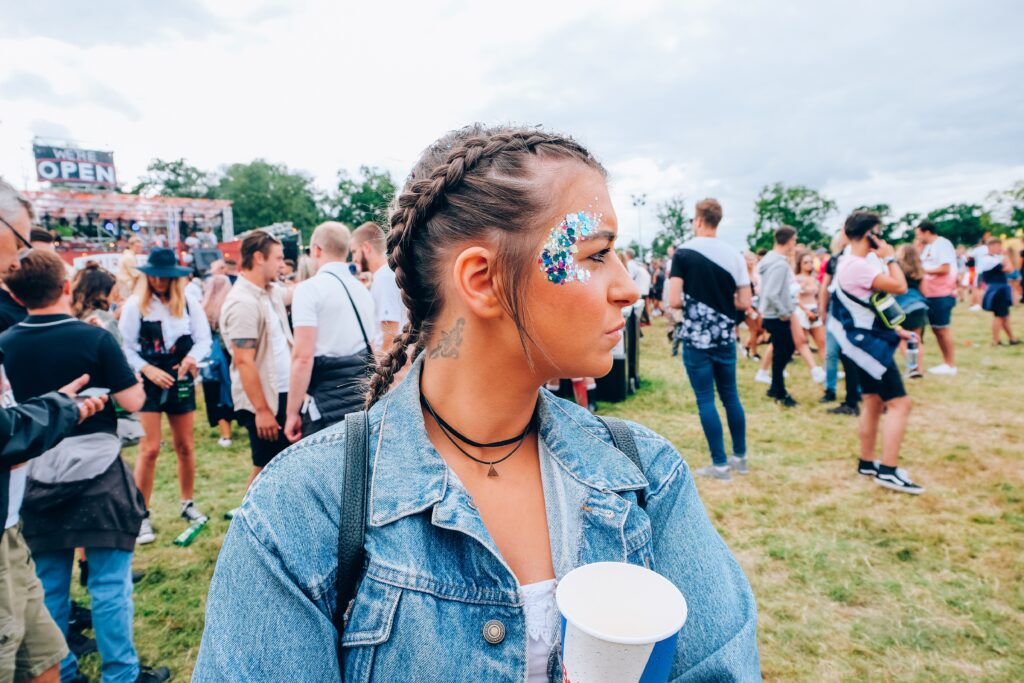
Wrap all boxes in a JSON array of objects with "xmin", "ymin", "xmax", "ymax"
[
  {"xmin": 755, "ymin": 369, "xmax": 771, "ymax": 384},
  {"xmin": 811, "ymin": 366, "xmax": 826, "ymax": 384},
  {"xmin": 217, "ymin": 437, "xmax": 232, "ymax": 448},
  {"xmin": 137, "ymin": 517, "xmax": 155, "ymax": 545},
  {"xmin": 969, "ymin": 304, "xmax": 982, "ymax": 312},
  {"xmin": 928, "ymin": 364, "xmax": 958, "ymax": 376}
]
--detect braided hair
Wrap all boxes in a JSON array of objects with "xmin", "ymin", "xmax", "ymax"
[{"xmin": 364, "ymin": 125, "xmax": 605, "ymax": 408}]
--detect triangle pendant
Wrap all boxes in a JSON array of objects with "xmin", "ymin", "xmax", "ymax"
[{"xmin": 487, "ymin": 464, "xmax": 499, "ymax": 478}]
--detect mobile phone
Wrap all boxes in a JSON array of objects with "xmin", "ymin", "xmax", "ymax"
[
  {"xmin": 866, "ymin": 233, "xmax": 880, "ymax": 249},
  {"xmin": 77, "ymin": 387, "xmax": 110, "ymax": 399}
]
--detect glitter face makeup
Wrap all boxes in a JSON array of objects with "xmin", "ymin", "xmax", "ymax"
[{"xmin": 538, "ymin": 210, "xmax": 602, "ymax": 285}]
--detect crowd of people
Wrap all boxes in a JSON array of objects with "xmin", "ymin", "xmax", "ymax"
[
  {"xmin": 628, "ymin": 199, "xmax": 1020, "ymax": 496},
  {"xmin": 0, "ymin": 124, "xmax": 1019, "ymax": 681},
  {"xmin": 0, "ymin": 177, "xmax": 410, "ymax": 682}
]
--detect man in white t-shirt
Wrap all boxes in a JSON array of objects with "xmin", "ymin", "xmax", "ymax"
[
  {"xmin": 967, "ymin": 232, "xmax": 992, "ymax": 310},
  {"xmin": 916, "ymin": 221, "xmax": 958, "ymax": 375},
  {"xmin": 350, "ymin": 222, "xmax": 407, "ymax": 351},
  {"xmin": 284, "ymin": 222, "xmax": 376, "ymax": 441}
]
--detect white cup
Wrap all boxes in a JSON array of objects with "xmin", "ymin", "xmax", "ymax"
[{"xmin": 556, "ymin": 562, "xmax": 687, "ymax": 683}]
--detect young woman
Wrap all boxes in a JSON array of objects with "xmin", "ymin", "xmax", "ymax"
[
  {"xmin": 896, "ymin": 244, "xmax": 929, "ymax": 377},
  {"xmin": 116, "ymin": 235, "xmax": 143, "ymax": 300},
  {"xmin": 794, "ymin": 249, "xmax": 825, "ymax": 366},
  {"xmin": 201, "ymin": 267, "xmax": 234, "ymax": 447},
  {"xmin": 742, "ymin": 251, "xmax": 764, "ymax": 361},
  {"xmin": 119, "ymin": 248, "xmax": 211, "ymax": 544},
  {"xmin": 72, "ymin": 262, "xmax": 122, "ymax": 343},
  {"xmin": 978, "ymin": 238, "xmax": 1021, "ymax": 346},
  {"xmin": 194, "ymin": 126, "xmax": 759, "ymax": 681}
]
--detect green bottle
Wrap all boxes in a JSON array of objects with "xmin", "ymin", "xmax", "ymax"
[{"xmin": 173, "ymin": 521, "xmax": 206, "ymax": 547}]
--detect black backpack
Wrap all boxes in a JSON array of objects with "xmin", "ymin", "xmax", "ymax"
[{"xmin": 332, "ymin": 411, "xmax": 645, "ymax": 673}]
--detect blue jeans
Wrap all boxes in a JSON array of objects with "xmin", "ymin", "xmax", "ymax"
[
  {"xmin": 33, "ymin": 548, "xmax": 139, "ymax": 683},
  {"xmin": 825, "ymin": 329, "xmax": 840, "ymax": 393},
  {"xmin": 681, "ymin": 342, "xmax": 747, "ymax": 466}
]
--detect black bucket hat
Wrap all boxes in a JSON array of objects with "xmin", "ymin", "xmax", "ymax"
[{"xmin": 137, "ymin": 247, "xmax": 191, "ymax": 278}]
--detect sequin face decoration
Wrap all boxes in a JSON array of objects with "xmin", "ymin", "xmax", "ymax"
[{"xmin": 538, "ymin": 211, "xmax": 602, "ymax": 285}]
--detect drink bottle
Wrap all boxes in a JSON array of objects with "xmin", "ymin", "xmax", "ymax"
[
  {"xmin": 907, "ymin": 334, "xmax": 919, "ymax": 371},
  {"xmin": 173, "ymin": 521, "xmax": 206, "ymax": 547}
]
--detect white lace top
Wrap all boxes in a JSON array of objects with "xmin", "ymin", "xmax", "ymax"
[{"xmin": 522, "ymin": 579, "xmax": 559, "ymax": 682}]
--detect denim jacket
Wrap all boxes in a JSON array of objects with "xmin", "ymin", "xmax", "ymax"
[{"xmin": 193, "ymin": 358, "xmax": 760, "ymax": 682}]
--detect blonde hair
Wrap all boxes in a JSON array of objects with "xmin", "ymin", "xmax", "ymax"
[
  {"xmin": 140, "ymin": 275, "xmax": 186, "ymax": 318},
  {"xmin": 897, "ymin": 244, "xmax": 924, "ymax": 282},
  {"xmin": 311, "ymin": 221, "xmax": 351, "ymax": 259}
]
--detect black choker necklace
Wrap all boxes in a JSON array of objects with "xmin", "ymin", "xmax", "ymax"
[{"xmin": 419, "ymin": 392, "xmax": 535, "ymax": 478}]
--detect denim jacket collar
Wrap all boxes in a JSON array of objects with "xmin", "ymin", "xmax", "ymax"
[{"xmin": 368, "ymin": 356, "xmax": 648, "ymax": 528}]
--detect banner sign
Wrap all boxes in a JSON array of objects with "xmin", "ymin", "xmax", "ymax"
[{"xmin": 34, "ymin": 145, "xmax": 117, "ymax": 185}]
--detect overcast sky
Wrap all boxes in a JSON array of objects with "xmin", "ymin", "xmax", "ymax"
[{"xmin": 2, "ymin": 0, "xmax": 1022, "ymax": 247}]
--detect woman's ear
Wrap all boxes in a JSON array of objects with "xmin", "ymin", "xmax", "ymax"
[{"xmin": 451, "ymin": 246, "xmax": 504, "ymax": 320}]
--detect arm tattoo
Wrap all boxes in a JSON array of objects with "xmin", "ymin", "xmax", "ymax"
[
  {"xmin": 428, "ymin": 318, "xmax": 465, "ymax": 359},
  {"xmin": 232, "ymin": 338, "xmax": 258, "ymax": 350}
]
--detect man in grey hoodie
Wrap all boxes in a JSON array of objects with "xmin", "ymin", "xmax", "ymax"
[{"xmin": 757, "ymin": 226, "xmax": 799, "ymax": 406}]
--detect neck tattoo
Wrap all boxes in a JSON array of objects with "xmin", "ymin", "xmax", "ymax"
[{"xmin": 429, "ymin": 318, "xmax": 465, "ymax": 359}]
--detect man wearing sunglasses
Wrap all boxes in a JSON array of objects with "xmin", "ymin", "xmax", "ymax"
[{"xmin": 0, "ymin": 179, "xmax": 109, "ymax": 683}]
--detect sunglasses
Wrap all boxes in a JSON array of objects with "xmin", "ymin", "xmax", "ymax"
[{"xmin": 0, "ymin": 215, "xmax": 35, "ymax": 257}]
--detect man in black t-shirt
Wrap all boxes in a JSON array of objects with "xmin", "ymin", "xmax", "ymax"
[
  {"xmin": 666, "ymin": 198, "xmax": 752, "ymax": 481},
  {"xmin": 0, "ymin": 250, "xmax": 170, "ymax": 683}
]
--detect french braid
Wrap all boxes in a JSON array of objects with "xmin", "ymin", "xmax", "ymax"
[{"xmin": 364, "ymin": 125, "xmax": 604, "ymax": 408}]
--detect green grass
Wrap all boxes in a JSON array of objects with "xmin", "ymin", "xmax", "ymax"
[{"xmin": 74, "ymin": 308, "xmax": 1023, "ymax": 681}]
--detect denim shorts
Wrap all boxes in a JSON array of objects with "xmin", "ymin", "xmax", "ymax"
[{"xmin": 925, "ymin": 295, "xmax": 956, "ymax": 329}]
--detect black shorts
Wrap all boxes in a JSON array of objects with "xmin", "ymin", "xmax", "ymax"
[
  {"xmin": 141, "ymin": 376, "xmax": 196, "ymax": 415},
  {"xmin": 856, "ymin": 361, "xmax": 907, "ymax": 402},
  {"xmin": 236, "ymin": 393, "xmax": 290, "ymax": 468}
]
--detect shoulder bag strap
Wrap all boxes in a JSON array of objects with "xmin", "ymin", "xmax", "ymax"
[
  {"xmin": 334, "ymin": 410, "xmax": 369, "ymax": 674},
  {"xmin": 324, "ymin": 270, "xmax": 372, "ymax": 353},
  {"xmin": 596, "ymin": 416, "xmax": 646, "ymax": 509}
]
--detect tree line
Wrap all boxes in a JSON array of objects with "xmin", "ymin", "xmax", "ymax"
[
  {"xmin": 127, "ymin": 158, "xmax": 396, "ymax": 240},
  {"xmin": 128, "ymin": 158, "xmax": 1023, "ymax": 254},
  {"xmin": 646, "ymin": 180, "xmax": 1024, "ymax": 257}
]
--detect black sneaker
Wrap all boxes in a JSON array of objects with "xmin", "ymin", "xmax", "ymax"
[
  {"xmin": 857, "ymin": 460, "xmax": 879, "ymax": 476},
  {"xmin": 136, "ymin": 666, "xmax": 172, "ymax": 683},
  {"xmin": 828, "ymin": 403, "xmax": 859, "ymax": 416},
  {"xmin": 67, "ymin": 630, "xmax": 97, "ymax": 658},
  {"xmin": 775, "ymin": 394, "xmax": 798, "ymax": 408},
  {"xmin": 820, "ymin": 390, "xmax": 837, "ymax": 403},
  {"xmin": 69, "ymin": 601, "xmax": 92, "ymax": 633},
  {"xmin": 875, "ymin": 468, "xmax": 925, "ymax": 495}
]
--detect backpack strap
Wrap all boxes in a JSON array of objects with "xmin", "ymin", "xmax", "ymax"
[
  {"xmin": 596, "ymin": 416, "xmax": 646, "ymax": 509},
  {"xmin": 334, "ymin": 410, "xmax": 369, "ymax": 672}
]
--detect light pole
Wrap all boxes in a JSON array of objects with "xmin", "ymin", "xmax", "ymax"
[{"xmin": 631, "ymin": 193, "xmax": 647, "ymax": 261}]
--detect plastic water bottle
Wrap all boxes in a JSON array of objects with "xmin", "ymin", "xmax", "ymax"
[{"xmin": 906, "ymin": 334, "xmax": 919, "ymax": 371}]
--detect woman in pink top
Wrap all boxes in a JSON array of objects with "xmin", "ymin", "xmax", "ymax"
[{"xmin": 794, "ymin": 250, "xmax": 825, "ymax": 365}]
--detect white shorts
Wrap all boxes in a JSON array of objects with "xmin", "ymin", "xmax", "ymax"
[{"xmin": 796, "ymin": 306, "xmax": 822, "ymax": 329}]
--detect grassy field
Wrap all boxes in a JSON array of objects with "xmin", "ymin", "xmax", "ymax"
[{"xmin": 75, "ymin": 308, "xmax": 1023, "ymax": 681}]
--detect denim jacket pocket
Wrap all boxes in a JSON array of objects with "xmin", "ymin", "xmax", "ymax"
[{"xmin": 340, "ymin": 577, "xmax": 402, "ymax": 681}]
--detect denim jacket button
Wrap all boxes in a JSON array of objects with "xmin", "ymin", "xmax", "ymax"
[{"xmin": 482, "ymin": 620, "xmax": 506, "ymax": 644}]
